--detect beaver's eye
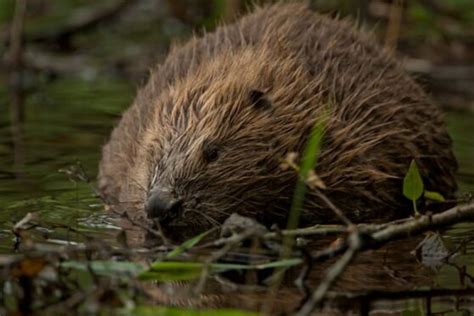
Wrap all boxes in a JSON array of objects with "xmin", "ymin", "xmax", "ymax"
[
  {"xmin": 203, "ymin": 143, "xmax": 220, "ymax": 163},
  {"xmin": 249, "ymin": 89, "xmax": 272, "ymax": 111}
]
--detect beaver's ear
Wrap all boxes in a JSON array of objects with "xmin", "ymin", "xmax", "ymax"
[{"xmin": 249, "ymin": 89, "xmax": 272, "ymax": 111}]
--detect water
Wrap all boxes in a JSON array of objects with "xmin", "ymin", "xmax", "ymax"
[
  {"xmin": 0, "ymin": 77, "xmax": 133, "ymax": 252},
  {"xmin": 0, "ymin": 75, "xmax": 473, "ymax": 314}
]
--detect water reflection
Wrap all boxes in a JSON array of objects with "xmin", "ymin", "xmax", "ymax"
[{"xmin": 0, "ymin": 78, "xmax": 132, "ymax": 252}]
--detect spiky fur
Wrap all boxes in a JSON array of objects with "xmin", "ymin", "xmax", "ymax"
[{"xmin": 98, "ymin": 3, "xmax": 457, "ymax": 231}]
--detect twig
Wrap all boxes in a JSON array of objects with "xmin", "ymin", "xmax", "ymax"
[
  {"xmin": 194, "ymin": 228, "xmax": 260, "ymax": 295},
  {"xmin": 294, "ymin": 247, "xmax": 313, "ymax": 302},
  {"xmin": 195, "ymin": 230, "xmax": 262, "ymax": 249},
  {"xmin": 109, "ymin": 208, "xmax": 169, "ymax": 245},
  {"xmin": 264, "ymin": 224, "xmax": 347, "ymax": 239},
  {"xmin": 446, "ymin": 262, "xmax": 474, "ymax": 285},
  {"xmin": 315, "ymin": 189, "xmax": 352, "ymax": 226},
  {"xmin": 13, "ymin": 213, "xmax": 39, "ymax": 234},
  {"xmin": 296, "ymin": 232, "xmax": 362, "ymax": 316},
  {"xmin": 262, "ymin": 218, "xmax": 412, "ymax": 240},
  {"xmin": 327, "ymin": 287, "xmax": 474, "ymax": 301}
]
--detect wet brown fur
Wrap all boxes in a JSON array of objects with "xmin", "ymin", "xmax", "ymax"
[{"xmin": 98, "ymin": 3, "xmax": 457, "ymax": 232}]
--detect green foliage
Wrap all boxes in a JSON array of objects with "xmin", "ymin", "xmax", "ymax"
[
  {"xmin": 166, "ymin": 229, "xmax": 213, "ymax": 259},
  {"xmin": 274, "ymin": 113, "xmax": 327, "ymax": 278},
  {"xmin": 403, "ymin": 160, "xmax": 424, "ymax": 214},
  {"xmin": 424, "ymin": 190, "xmax": 445, "ymax": 202},
  {"xmin": 139, "ymin": 259, "xmax": 302, "ymax": 282},
  {"xmin": 406, "ymin": 0, "xmax": 474, "ymax": 44},
  {"xmin": 287, "ymin": 115, "xmax": 327, "ymax": 231},
  {"xmin": 0, "ymin": 0, "xmax": 14, "ymax": 24},
  {"xmin": 130, "ymin": 306, "xmax": 259, "ymax": 316},
  {"xmin": 139, "ymin": 261, "xmax": 204, "ymax": 282},
  {"xmin": 301, "ymin": 117, "xmax": 327, "ymax": 181},
  {"xmin": 403, "ymin": 160, "xmax": 424, "ymax": 201}
]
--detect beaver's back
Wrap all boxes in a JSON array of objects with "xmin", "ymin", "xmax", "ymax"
[{"xmin": 99, "ymin": 3, "xmax": 457, "ymax": 223}]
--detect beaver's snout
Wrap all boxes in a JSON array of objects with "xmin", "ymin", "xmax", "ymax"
[{"xmin": 145, "ymin": 188, "xmax": 183, "ymax": 224}]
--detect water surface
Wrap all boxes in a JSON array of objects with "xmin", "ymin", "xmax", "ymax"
[{"xmin": 0, "ymin": 76, "xmax": 473, "ymax": 314}]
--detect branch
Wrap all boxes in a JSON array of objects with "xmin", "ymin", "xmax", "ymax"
[
  {"xmin": 328, "ymin": 287, "xmax": 474, "ymax": 301},
  {"xmin": 263, "ymin": 218, "xmax": 414, "ymax": 240},
  {"xmin": 311, "ymin": 202, "xmax": 474, "ymax": 263},
  {"xmin": 315, "ymin": 189, "xmax": 353, "ymax": 226},
  {"xmin": 295, "ymin": 202, "xmax": 474, "ymax": 315}
]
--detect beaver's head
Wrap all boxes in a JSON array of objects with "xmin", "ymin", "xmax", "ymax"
[{"xmin": 125, "ymin": 47, "xmax": 324, "ymax": 236}]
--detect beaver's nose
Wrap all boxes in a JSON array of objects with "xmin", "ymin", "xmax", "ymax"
[{"xmin": 145, "ymin": 189, "xmax": 182, "ymax": 224}]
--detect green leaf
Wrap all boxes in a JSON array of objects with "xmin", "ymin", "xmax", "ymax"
[
  {"xmin": 212, "ymin": 258, "xmax": 302, "ymax": 271},
  {"xmin": 424, "ymin": 190, "xmax": 445, "ymax": 202},
  {"xmin": 139, "ymin": 261, "xmax": 204, "ymax": 282},
  {"xmin": 166, "ymin": 229, "xmax": 213, "ymax": 259},
  {"xmin": 139, "ymin": 259, "xmax": 302, "ymax": 282},
  {"xmin": 287, "ymin": 115, "xmax": 327, "ymax": 232},
  {"xmin": 403, "ymin": 160, "xmax": 424, "ymax": 202},
  {"xmin": 300, "ymin": 116, "xmax": 327, "ymax": 177},
  {"xmin": 131, "ymin": 306, "xmax": 259, "ymax": 316}
]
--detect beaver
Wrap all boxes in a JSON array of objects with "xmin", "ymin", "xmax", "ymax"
[{"xmin": 98, "ymin": 2, "xmax": 457, "ymax": 238}]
